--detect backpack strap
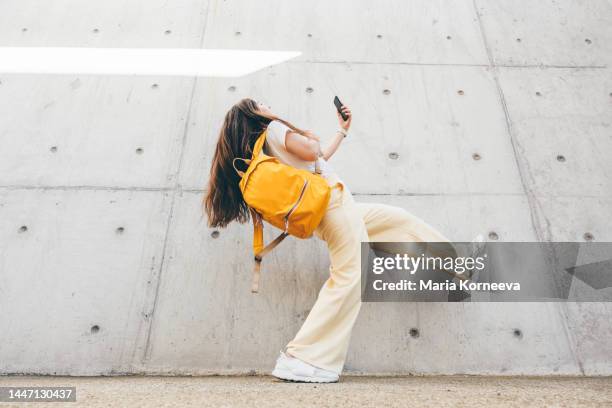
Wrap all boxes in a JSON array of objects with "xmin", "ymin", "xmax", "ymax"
[
  {"xmin": 249, "ymin": 207, "xmax": 289, "ymax": 293},
  {"xmin": 252, "ymin": 131, "xmax": 267, "ymax": 158},
  {"xmin": 232, "ymin": 158, "xmax": 250, "ymax": 177},
  {"xmin": 314, "ymin": 153, "xmax": 321, "ymax": 174}
]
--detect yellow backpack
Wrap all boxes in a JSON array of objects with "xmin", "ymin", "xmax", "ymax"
[{"xmin": 233, "ymin": 129, "xmax": 342, "ymax": 293}]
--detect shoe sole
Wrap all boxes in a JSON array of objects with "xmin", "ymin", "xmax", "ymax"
[{"xmin": 271, "ymin": 368, "xmax": 338, "ymax": 383}]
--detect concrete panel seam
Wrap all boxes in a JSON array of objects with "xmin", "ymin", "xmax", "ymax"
[
  {"xmin": 179, "ymin": 189, "xmax": 612, "ymax": 199},
  {"xmin": 495, "ymin": 64, "xmax": 608, "ymax": 70},
  {"xmin": 287, "ymin": 60, "xmax": 608, "ymax": 70},
  {"xmin": 3, "ymin": 186, "xmax": 611, "ymax": 200},
  {"xmin": 472, "ymin": 0, "xmax": 586, "ymax": 375},
  {"xmin": 140, "ymin": 86, "xmax": 198, "ymax": 365},
  {"xmin": 471, "ymin": 0, "xmax": 545, "ymax": 242},
  {"xmin": 0, "ymin": 185, "xmax": 174, "ymax": 192},
  {"xmin": 140, "ymin": 0, "xmax": 211, "ymax": 367}
]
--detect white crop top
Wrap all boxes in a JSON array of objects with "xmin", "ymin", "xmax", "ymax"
[{"xmin": 263, "ymin": 120, "xmax": 338, "ymax": 180}]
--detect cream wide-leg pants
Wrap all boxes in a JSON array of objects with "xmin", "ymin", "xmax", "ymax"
[{"xmin": 285, "ymin": 175, "xmax": 456, "ymax": 374}]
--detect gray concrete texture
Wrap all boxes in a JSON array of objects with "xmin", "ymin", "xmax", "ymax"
[{"xmin": 0, "ymin": 0, "xmax": 611, "ymax": 376}]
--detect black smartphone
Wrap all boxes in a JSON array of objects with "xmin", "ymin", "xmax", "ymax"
[{"xmin": 334, "ymin": 96, "xmax": 349, "ymax": 121}]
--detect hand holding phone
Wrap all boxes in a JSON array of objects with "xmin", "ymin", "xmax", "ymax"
[
  {"xmin": 334, "ymin": 96, "xmax": 349, "ymax": 121},
  {"xmin": 334, "ymin": 96, "xmax": 352, "ymax": 133}
]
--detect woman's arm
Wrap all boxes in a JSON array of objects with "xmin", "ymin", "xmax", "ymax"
[
  {"xmin": 285, "ymin": 131, "xmax": 321, "ymax": 161},
  {"xmin": 321, "ymin": 132, "xmax": 344, "ymax": 161},
  {"xmin": 321, "ymin": 105, "xmax": 352, "ymax": 161},
  {"xmin": 285, "ymin": 104, "xmax": 352, "ymax": 161}
]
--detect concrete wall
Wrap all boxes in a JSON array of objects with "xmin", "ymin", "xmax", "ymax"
[{"xmin": 0, "ymin": 0, "xmax": 611, "ymax": 375}]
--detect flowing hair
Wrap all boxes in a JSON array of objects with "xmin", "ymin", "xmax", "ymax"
[{"xmin": 203, "ymin": 98, "xmax": 305, "ymax": 228}]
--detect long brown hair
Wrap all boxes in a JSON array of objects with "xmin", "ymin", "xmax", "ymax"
[{"xmin": 203, "ymin": 98, "xmax": 304, "ymax": 228}]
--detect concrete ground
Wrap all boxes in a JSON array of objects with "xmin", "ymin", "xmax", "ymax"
[{"xmin": 0, "ymin": 375, "xmax": 611, "ymax": 407}]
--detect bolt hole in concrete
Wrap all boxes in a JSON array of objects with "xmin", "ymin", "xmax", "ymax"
[
  {"xmin": 472, "ymin": 153, "xmax": 481, "ymax": 161},
  {"xmin": 50, "ymin": 146, "xmax": 58, "ymax": 153},
  {"xmin": 377, "ymin": 34, "xmax": 383, "ymax": 39},
  {"xmin": 18, "ymin": 225, "xmax": 28, "ymax": 233},
  {"xmin": 585, "ymin": 38, "xmax": 592, "ymax": 44},
  {"xmin": 583, "ymin": 232, "xmax": 595, "ymax": 241},
  {"xmin": 164, "ymin": 29, "xmax": 172, "ymax": 35},
  {"xmin": 92, "ymin": 28, "xmax": 99, "ymax": 34},
  {"xmin": 211, "ymin": 230, "xmax": 220, "ymax": 239},
  {"xmin": 90, "ymin": 325, "xmax": 100, "ymax": 334},
  {"xmin": 22, "ymin": 27, "xmax": 28, "ymax": 32},
  {"xmin": 446, "ymin": 35, "xmax": 452, "ymax": 40},
  {"xmin": 383, "ymin": 89, "xmax": 391, "ymax": 95},
  {"xmin": 307, "ymin": 33, "xmax": 312, "ymax": 38},
  {"xmin": 513, "ymin": 328, "xmax": 523, "ymax": 339},
  {"xmin": 388, "ymin": 152, "xmax": 399, "ymax": 160},
  {"xmin": 235, "ymin": 31, "xmax": 241, "ymax": 36},
  {"xmin": 228, "ymin": 85, "xmax": 236, "ymax": 92},
  {"xmin": 457, "ymin": 90, "xmax": 464, "ymax": 96},
  {"xmin": 536, "ymin": 91, "xmax": 542, "ymax": 97},
  {"xmin": 305, "ymin": 87, "xmax": 313, "ymax": 93},
  {"xmin": 516, "ymin": 38, "xmax": 522, "ymax": 43},
  {"xmin": 556, "ymin": 154, "xmax": 566, "ymax": 162},
  {"xmin": 116, "ymin": 226, "xmax": 125, "ymax": 234},
  {"xmin": 135, "ymin": 147, "xmax": 144, "ymax": 155},
  {"xmin": 488, "ymin": 231, "xmax": 499, "ymax": 241},
  {"xmin": 409, "ymin": 328, "xmax": 420, "ymax": 338},
  {"xmin": 151, "ymin": 83, "xmax": 159, "ymax": 89}
]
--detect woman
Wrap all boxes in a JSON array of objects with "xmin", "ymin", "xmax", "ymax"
[{"xmin": 204, "ymin": 98, "xmax": 463, "ymax": 383}]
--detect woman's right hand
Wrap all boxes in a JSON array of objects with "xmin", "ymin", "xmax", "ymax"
[{"xmin": 337, "ymin": 105, "xmax": 352, "ymax": 131}]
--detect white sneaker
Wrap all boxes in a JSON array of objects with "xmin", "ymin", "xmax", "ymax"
[{"xmin": 271, "ymin": 351, "xmax": 339, "ymax": 383}]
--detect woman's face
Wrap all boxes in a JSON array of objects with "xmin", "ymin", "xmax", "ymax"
[{"xmin": 255, "ymin": 100, "xmax": 272, "ymax": 114}]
